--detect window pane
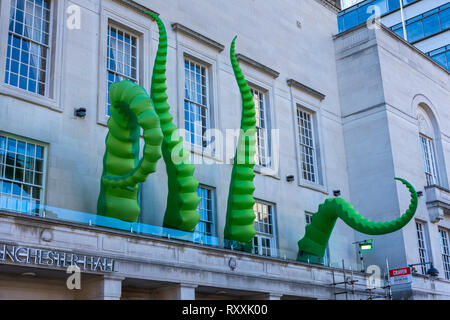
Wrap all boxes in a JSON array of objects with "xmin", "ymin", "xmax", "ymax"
[
  {"xmin": 388, "ymin": 0, "xmax": 400, "ymax": 11},
  {"xmin": 406, "ymin": 21, "xmax": 424, "ymax": 42},
  {"xmin": 0, "ymin": 135, "xmax": 45, "ymax": 215},
  {"xmin": 422, "ymin": 14, "xmax": 440, "ymax": 37},
  {"xmin": 343, "ymin": 10, "xmax": 358, "ymax": 30},
  {"xmin": 106, "ymin": 24, "xmax": 139, "ymax": 115},
  {"xmin": 253, "ymin": 201, "xmax": 276, "ymax": 257},
  {"xmin": 184, "ymin": 58, "xmax": 209, "ymax": 148},
  {"xmin": 195, "ymin": 187, "xmax": 215, "ymax": 237},
  {"xmin": 297, "ymin": 108, "xmax": 318, "ymax": 183},
  {"xmin": 5, "ymin": 0, "xmax": 50, "ymax": 96}
]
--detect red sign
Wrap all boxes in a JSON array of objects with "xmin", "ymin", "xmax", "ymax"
[
  {"xmin": 389, "ymin": 267, "xmax": 412, "ymax": 285},
  {"xmin": 389, "ymin": 267, "xmax": 411, "ymax": 277}
]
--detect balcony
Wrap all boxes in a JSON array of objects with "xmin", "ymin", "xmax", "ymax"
[{"xmin": 424, "ymin": 185, "xmax": 450, "ymax": 222}]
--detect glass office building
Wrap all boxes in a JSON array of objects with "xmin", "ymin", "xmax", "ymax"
[{"xmin": 338, "ymin": 0, "xmax": 450, "ymax": 70}]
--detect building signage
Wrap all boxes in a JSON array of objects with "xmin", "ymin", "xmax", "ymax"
[
  {"xmin": 389, "ymin": 267, "xmax": 412, "ymax": 286},
  {"xmin": 0, "ymin": 243, "xmax": 116, "ymax": 273}
]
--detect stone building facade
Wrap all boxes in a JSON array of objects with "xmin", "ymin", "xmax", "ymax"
[{"xmin": 0, "ymin": 0, "xmax": 449, "ymax": 299}]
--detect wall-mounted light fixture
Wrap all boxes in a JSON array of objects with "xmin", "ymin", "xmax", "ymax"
[
  {"xmin": 353, "ymin": 239, "xmax": 373, "ymax": 272},
  {"xmin": 286, "ymin": 175, "xmax": 295, "ymax": 182},
  {"xmin": 333, "ymin": 190, "xmax": 341, "ymax": 197},
  {"xmin": 409, "ymin": 261, "xmax": 439, "ymax": 278},
  {"xmin": 74, "ymin": 107, "xmax": 87, "ymax": 118}
]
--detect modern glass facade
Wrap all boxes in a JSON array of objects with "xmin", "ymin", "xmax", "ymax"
[
  {"xmin": 389, "ymin": 3, "xmax": 450, "ymax": 43},
  {"xmin": 337, "ymin": 0, "xmax": 420, "ymax": 33},
  {"xmin": 426, "ymin": 44, "xmax": 450, "ymax": 69}
]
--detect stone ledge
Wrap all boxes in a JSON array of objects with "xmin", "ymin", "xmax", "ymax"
[
  {"xmin": 113, "ymin": 0, "xmax": 159, "ymax": 17},
  {"xmin": 0, "ymin": 210, "xmax": 378, "ymax": 299},
  {"xmin": 287, "ymin": 79, "xmax": 326, "ymax": 101},
  {"xmin": 235, "ymin": 54, "xmax": 280, "ymax": 79},
  {"xmin": 171, "ymin": 23, "xmax": 225, "ymax": 52}
]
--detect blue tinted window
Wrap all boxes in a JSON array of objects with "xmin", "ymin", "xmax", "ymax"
[
  {"xmin": 432, "ymin": 53, "xmax": 447, "ymax": 68},
  {"xmin": 440, "ymin": 8, "xmax": 450, "ymax": 30},
  {"xmin": 388, "ymin": 0, "xmax": 399, "ymax": 11},
  {"xmin": 344, "ymin": 9, "xmax": 358, "ymax": 30},
  {"xmin": 338, "ymin": 16, "xmax": 345, "ymax": 32},
  {"xmin": 423, "ymin": 14, "xmax": 440, "ymax": 37},
  {"xmin": 427, "ymin": 45, "xmax": 450, "ymax": 70},
  {"xmin": 406, "ymin": 21, "xmax": 423, "ymax": 42},
  {"xmin": 357, "ymin": 4, "xmax": 372, "ymax": 25},
  {"xmin": 372, "ymin": 0, "xmax": 388, "ymax": 15},
  {"xmin": 447, "ymin": 50, "xmax": 450, "ymax": 68}
]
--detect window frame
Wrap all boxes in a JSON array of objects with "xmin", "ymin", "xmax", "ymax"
[
  {"xmin": 0, "ymin": 131, "xmax": 48, "ymax": 216},
  {"xmin": 415, "ymin": 221, "xmax": 431, "ymax": 275},
  {"xmin": 426, "ymin": 44, "xmax": 450, "ymax": 71},
  {"xmin": 250, "ymin": 85, "xmax": 272, "ymax": 170},
  {"xmin": 438, "ymin": 228, "xmax": 450, "ymax": 280},
  {"xmin": 419, "ymin": 134, "xmax": 440, "ymax": 186},
  {"xmin": 183, "ymin": 56, "xmax": 211, "ymax": 149},
  {"xmin": 253, "ymin": 199, "xmax": 278, "ymax": 258},
  {"xmin": 294, "ymin": 103, "xmax": 327, "ymax": 193},
  {"xmin": 194, "ymin": 184, "xmax": 217, "ymax": 238},
  {"xmin": 240, "ymin": 73, "xmax": 278, "ymax": 178},
  {"xmin": 96, "ymin": 3, "xmax": 152, "ymax": 126},
  {"xmin": 105, "ymin": 23, "xmax": 140, "ymax": 116},
  {"xmin": 175, "ymin": 41, "xmax": 220, "ymax": 162},
  {"xmin": 0, "ymin": 0, "xmax": 63, "ymax": 111}
]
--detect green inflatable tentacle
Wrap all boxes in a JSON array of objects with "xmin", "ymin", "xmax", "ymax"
[
  {"xmin": 146, "ymin": 12, "xmax": 201, "ymax": 231},
  {"xmin": 97, "ymin": 80, "xmax": 164, "ymax": 222},
  {"xmin": 223, "ymin": 36, "xmax": 258, "ymax": 243},
  {"xmin": 297, "ymin": 178, "xmax": 418, "ymax": 263}
]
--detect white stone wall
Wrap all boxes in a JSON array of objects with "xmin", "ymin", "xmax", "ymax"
[
  {"xmin": 0, "ymin": 0, "xmax": 355, "ymax": 265},
  {"xmin": 334, "ymin": 24, "xmax": 450, "ymax": 294}
]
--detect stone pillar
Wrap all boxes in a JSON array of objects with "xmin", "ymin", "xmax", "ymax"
[
  {"xmin": 150, "ymin": 283, "xmax": 198, "ymax": 300},
  {"xmin": 77, "ymin": 275, "xmax": 124, "ymax": 300},
  {"xmin": 266, "ymin": 293, "xmax": 283, "ymax": 300},
  {"xmin": 246, "ymin": 293, "xmax": 283, "ymax": 300}
]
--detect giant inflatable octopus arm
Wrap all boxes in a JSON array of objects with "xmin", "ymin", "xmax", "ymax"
[
  {"xmin": 97, "ymin": 81, "xmax": 164, "ymax": 222},
  {"xmin": 223, "ymin": 37, "xmax": 258, "ymax": 243},
  {"xmin": 297, "ymin": 178, "xmax": 418, "ymax": 263},
  {"xmin": 146, "ymin": 12, "xmax": 201, "ymax": 231}
]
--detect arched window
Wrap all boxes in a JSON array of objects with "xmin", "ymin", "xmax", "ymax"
[{"xmin": 417, "ymin": 107, "xmax": 440, "ymax": 186}]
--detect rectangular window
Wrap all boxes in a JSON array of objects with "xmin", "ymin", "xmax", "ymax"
[
  {"xmin": 0, "ymin": 134, "xmax": 45, "ymax": 215},
  {"xmin": 106, "ymin": 24, "xmax": 138, "ymax": 115},
  {"xmin": 253, "ymin": 201, "xmax": 276, "ymax": 257},
  {"xmin": 416, "ymin": 222, "xmax": 429, "ymax": 275},
  {"xmin": 305, "ymin": 212, "xmax": 313, "ymax": 225},
  {"xmin": 388, "ymin": 3, "xmax": 450, "ymax": 43},
  {"xmin": 184, "ymin": 58, "xmax": 210, "ymax": 148},
  {"xmin": 419, "ymin": 135, "xmax": 439, "ymax": 186},
  {"xmin": 5, "ymin": 0, "xmax": 51, "ymax": 96},
  {"xmin": 426, "ymin": 45, "xmax": 450, "ymax": 70},
  {"xmin": 297, "ymin": 108, "xmax": 319, "ymax": 184},
  {"xmin": 439, "ymin": 228, "xmax": 450, "ymax": 280},
  {"xmin": 194, "ymin": 186, "xmax": 215, "ymax": 237},
  {"xmin": 305, "ymin": 211, "xmax": 329, "ymax": 266},
  {"xmin": 251, "ymin": 87, "xmax": 271, "ymax": 168}
]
